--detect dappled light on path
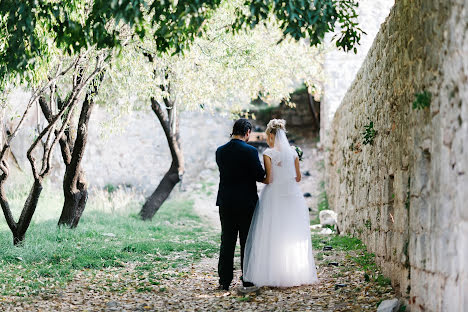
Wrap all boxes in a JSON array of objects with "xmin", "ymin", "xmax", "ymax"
[{"xmin": 0, "ymin": 238, "xmax": 396, "ymax": 311}]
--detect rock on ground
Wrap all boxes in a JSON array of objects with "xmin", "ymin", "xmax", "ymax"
[
  {"xmin": 377, "ymin": 299, "xmax": 400, "ymax": 312},
  {"xmin": 320, "ymin": 210, "xmax": 338, "ymax": 226}
]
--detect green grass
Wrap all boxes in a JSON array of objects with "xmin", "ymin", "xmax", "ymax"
[
  {"xmin": 375, "ymin": 274, "xmax": 392, "ymax": 287},
  {"xmin": 312, "ymin": 234, "xmax": 392, "ymax": 287},
  {"xmin": 311, "ymin": 235, "xmax": 364, "ymax": 251},
  {"xmin": 0, "ymin": 198, "xmax": 218, "ymax": 296},
  {"xmin": 200, "ymin": 181, "xmax": 216, "ymax": 196}
]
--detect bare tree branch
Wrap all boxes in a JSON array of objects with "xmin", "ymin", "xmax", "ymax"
[
  {"xmin": 0, "ymin": 160, "xmax": 16, "ymax": 233},
  {"xmin": 38, "ymin": 97, "xmax": 73, "ymax": 165},
  {"xmin": 4, "ymin": 61, "xmax": 75, "ymax": 147},
  {"xmin": 26, "ymin": 53, "xmax": 108, "ymax": 179}
]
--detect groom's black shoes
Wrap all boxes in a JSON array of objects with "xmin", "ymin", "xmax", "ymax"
[{"xmin": 217, "ymin": 284, "xmax": 229, "ymax": 291}]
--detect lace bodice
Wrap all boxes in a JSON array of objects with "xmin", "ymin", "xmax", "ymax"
[
  {"xmin": 263, "ymin": 147, "xmax": 297, "ymax": 182},
  {"xmin": 263, "ymin": 147, "xmax": 297, "ymax": 166}
]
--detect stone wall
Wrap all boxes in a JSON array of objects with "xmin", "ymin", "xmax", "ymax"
[
  {"xmin": 327, "ymin": 1, "xmax": 467, "ymax": 311},
  {"xmin": 253, "ymin": 87, "xmax": 320, "ymax": 131},
  {"xmin": 4, "ymin": 90, "xmax": 231, "ymax": 194},
  {"xmin": 321, "ymin": 0, "xmax": 394, "ymax": 146}
]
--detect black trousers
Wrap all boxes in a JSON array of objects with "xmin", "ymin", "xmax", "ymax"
[{"xmin": 218, "ymin": 205, "xmax": 255, "ymax": 288}]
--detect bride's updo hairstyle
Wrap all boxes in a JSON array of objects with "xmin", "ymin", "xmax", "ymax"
[{"xmin": 265, "ymin": 119, "xmax": 286, "ymax": 135}]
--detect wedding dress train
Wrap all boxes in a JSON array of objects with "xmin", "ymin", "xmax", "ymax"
[{"xmin": 243, "ymin": 130, "xmax": 318, "ymax": 287}]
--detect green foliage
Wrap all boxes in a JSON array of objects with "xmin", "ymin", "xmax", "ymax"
[
  {"xmin": 0, "ymin": 199, "xmax": 218, "ymax": 296},
  {"xmin": 324, "ymin": 224, "xmax": 335, "ymax": 231},
  {"xmin": 364, "ymin": 219, "xmax": 372, "ymax": 230},
  {"xmin": 294, "ymin": 146, "xmax": 304, "ymax": 161},
  {"xmin": 352, "ymin": 251, "xmax": 377, "ymax": 272},
  {"xmin": 311, "ymin": 235, "xmax": 364, "ymax": 251},
  {"xmin": 104, "ymin": 183, "xmax": 117, "ymax": 194},
  {"xmin": 412, "ymin": 91, "xmax": 431, "ymax": 110},
  {"xmin": 375, "ymin": 274, "xmax": 391, "ymax": 287},
  {"xmin": 362, "ymin": 119, "xmax": 377, "ymax": 145},
  {"xmin": 312, "ymin": 234, "xmax": 391, "ymax": 286},
  {"xmin": 102, "ymin": 0, "xmax": 328, "ymax": 121},
  {"xmin": 235, "ymin": 0, "xmax": 364, "ymax": 52},
  {"xmin": 318, "ymin": 191, "xmax": 329, "ymax": 211},
  {"xmin": 236, "ymin": 296, "xmax": 251, "ymax": 302},
  {"xmin": 315, "ymin": 252, "xmax": 324, "ymax": 261},
  {"xmin": 199, "ymin": 181, "xmax": 215, "ymax": 196},
  {"xmin": 0, "ymin": 0, "xmax": 362, "ymax": 91}
]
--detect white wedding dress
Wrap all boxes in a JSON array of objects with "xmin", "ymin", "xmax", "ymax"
[{"xmin": 243, "ymin": 130, "xmax": 318, "ymax": 287}]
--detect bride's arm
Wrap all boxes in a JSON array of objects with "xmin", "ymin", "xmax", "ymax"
[
  {"xmin": 294, "ymin": 157, "xmax": 301, "ymax": 182},
  {"xmin": 262, "ymin": 155, "xmax": 272, "ymax": 184}
]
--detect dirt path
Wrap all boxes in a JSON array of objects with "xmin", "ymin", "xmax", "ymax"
[
  {"xmin": 1, "ymin": 241, "xmax": 396, "ymax": 312},
  {"xmin": 0, "ymin": 127, "xmax": 397, "ymax": 311}
]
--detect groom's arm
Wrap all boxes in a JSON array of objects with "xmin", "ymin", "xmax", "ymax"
[
  {"xmin": 215, "ymin": 148, "xmax": 220, "ymax": 168},
  {"xmin": 250, "ymin": 148, "xmax": 266, "ymax": 182}
]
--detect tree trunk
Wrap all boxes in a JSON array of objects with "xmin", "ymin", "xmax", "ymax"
[
  {"xmin": 307, "ymin": 92, "xmax": 320, "ymax": 131},
  {"xmin": 57, "ymin": 71, "xmax": 104, "ymax": 227},
  {"xmin": 0, "ymin": 144, "xmax": 44, "ymax": 246},
  {"xmin": 38, "ymin": 69, "xmax": 104, "ymax": 228},
  {"xmin": 12, "ymin": 179, "xmax": 43, "ymax": 245},
  {"xmin": 0, "ymin": 83, "xmax": 78, "ymax": 245},
  {"xmin": 58, "ymin": 171, "xmax": 88, "ymax": 228},
  {"xmin": 139, "ymin": 97, "xmax": 184, "ymax": 220},
  {"xmin": 140, "ymin": 162, "xmax": 181, "ymax": 220},
  {"xmin": 0, "ymin": 53, "xmax": 107, "ymax": 245},
  {"xmin": 39, "ymin": 97, "xmax": 88, "ymax": 228}
]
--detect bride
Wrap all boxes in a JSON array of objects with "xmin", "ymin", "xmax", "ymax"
[{"xmin": 243, "ymin": 119, "xmax": 318, "ymax": 287}]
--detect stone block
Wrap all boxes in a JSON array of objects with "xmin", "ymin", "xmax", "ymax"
[
  {"xmin": 392, "ymin": 205, "xmax": 408, "ymax": 233},
  {"xmin": 409, "ymin": 197, "xmax": 430, "ymax": 232},
  {"xmin": 458, "ymin": 175, "xmax": 468, "ymax": 221},
  {"xmin": 375, "ymin": 231, "xmax": 387, "ymax": 257},
  {"xmin": 425, "ymin": 272, "xmax": 443, "ymax": 312},
  {"xmin": 458, "ymin": 222, "xmax": 468, "ymax": 272},
  {"xmin": 442, "ymin": 275, "xmax": 463, "ymax": 312},
  {"xmin": 409, "ymin": 268, "xmax": 424, "ymax": 308},
  {"xmin": 412, "ymin": 233, "xmax": 428, "ymax": 270},
  {"xmin": 380, "ymin": 204, "xmax": 390, "ymax": 232}
]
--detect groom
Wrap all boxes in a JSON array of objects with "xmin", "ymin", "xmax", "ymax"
[{"xmin": 215, "ymin": 118, "xmax": 266, "ymax": 290}]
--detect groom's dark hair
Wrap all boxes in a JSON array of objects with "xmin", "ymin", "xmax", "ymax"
[{"xmin": 231, "ymin": 118, "xmax": 252, "ymax": 137}]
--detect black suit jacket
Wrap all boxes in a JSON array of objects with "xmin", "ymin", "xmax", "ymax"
[{"xmin": 216, "ymin": 139, "xmax": 266, "ymax": 208}]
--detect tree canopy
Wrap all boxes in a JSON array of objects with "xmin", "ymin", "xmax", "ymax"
[
  {"xmin": 99, "ymin": 0, "xmax": 325, "ymax": 117},
  {"xmin": 0, "ymin": 0, "xmax": 362, "ymax": 90}
]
